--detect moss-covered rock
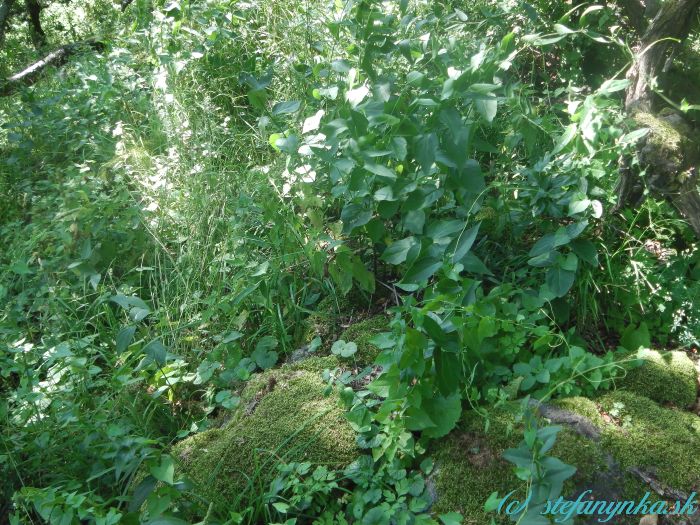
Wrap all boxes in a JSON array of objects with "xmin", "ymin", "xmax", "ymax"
[
  {"xmin": 618, "ymin": 348, "xmax": 697, "ymax": 407},
  {"xmin": 429, "ymin": 404, "xmax": 607, "ymax": 523},
  {"xmin": 301, "ymin": 295, "xmax": 352, "ymax": 351},
  {"xmin": 337, "ymin": 315, "xmax": 388, "ymax": 365},
  {"xmin": 430, "ymin": 387, "xmax": 700, "ymax": 523},
  {"xmin": 172, "ymin": 366, "xmax": 358, "ymax": 510},
  {"xmin": 595, "ymin": 390, "xmax": 700, "ymax": 491}
]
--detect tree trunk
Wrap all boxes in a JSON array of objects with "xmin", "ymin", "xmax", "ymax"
[
  {"xmin": 24, "ymin": 0, "xmax": 45, "ymax": 49},
  {"xmin": 0, "ymin": 0, "xmax": 15, "ymax": 49},
  {"xmin": 616, "ymin": 0, "xmax": 700, "ymax": 238},
  {"xmin": 0, "ymin": 40, "xmax": 105, "ymax": 96}
]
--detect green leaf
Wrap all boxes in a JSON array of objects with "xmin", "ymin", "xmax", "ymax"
[
  {"xmin": 331, "ymin": 339, "xmax": 358, "ymax": 358},
  {"xmin": 128, "ymin": 476, "xmax": 157, "ymax": 512},
  {"xmin": 474, "ymin": 95, "xmax": 497, "ymax": 123},
  {"xmin": 352, "ymin": 257, "xmax": 375, "ymax": 293},
  {"xmin": 362, "ymin": 507, "xmax": 390, "ymax": 525},
  {"xmin": 194, "ymin": 359, "xmax": 220, "ymax": 385},
  {"xmin": 451, "ymin": 223, "xmax": 481, "ymax": 263},
  {"xmin": 150, "ymin": 455, "xmax": 175, "ymax": 485},
  {"xmin": 403, "ymin": 209, "xmax": 425, "ymax": 234},
  {"xmin": 252, "ymin": 336, "xmax": 278, "ymax": 369},
  {"xmin": 620, "ymin": 322, "xmax": 650, "ymax": 351},
  {"xmin": 402, "ymin": 256, "xmax": 442, "ymax": 284},
  {"xmin": 142, "ymin": 339, "xmax": 170, "ymax": 366},
  {"xmin": 415, "ymin": 133, "xmax": 438, "ymax": 175},
  {"xmin": 422, "ymin": 393, "xmax": 462, "ymax": 438},
  {"xmin": 461, "ymin": 252, "xmax": 492, "ymax": 275},
  {"xmin": 381, "ymin": 237, "xmax": 418, "ymax": 265},
  {"xmin": 404, "ymin": 405, "xmax": 436, "ymax": 431},
  {"xmin": 272, "ymin": 100, "xmax": 301, "ymax": 115},
  {"xmin": 598, "ymin": 78, "xmax": 629, "ymax": 95},
  {"xmin": 215, "ymin": 389, "xmax": 240, "ymax": 409},
  {"xmin": 439, "ymin": 512, "xmax": 463, "ymax": 525},
  {"xmin": 116, "ymin": 325, "xmax": 136, "ymax": 353},
  {"xmin": 426, "ymin": 220, "xmax": 465, "ymax": 242},
  {"xmin": 619, "ymin": 127, "xmax": 650, "ymax": 145},
  {"xmin": 10, "ymin": 260, "xmax": 31, "ymax": 275},
  {"xmin": 546, "ymin": 266, "xmax": 576, "ymax": 297},
  {"xmin": 484, "ymin": 492, "xmax": 500, "ymax": 513},
  {"xmin": 568, "ymin": 198, "xmax": 590, "ymax": 215},
  {"xmin": 272, "ymin": 502, "xmax": 290, "ymax": 513},
  {"xmin": 341, "ymin": 203, "xmax": 372, "ymax": 234},
  {"xmin": 553, "ymin": 23, "xmax": 576, "ymax": 34},
  {"xmin": 364, "ymin": 162, "xmax": 396, "ymax": 181},
  {"xmin": 552, "ymin": 123, "xmax": 577, "ymax": 154}
]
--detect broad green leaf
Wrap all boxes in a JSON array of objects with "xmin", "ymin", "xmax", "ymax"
[
  {"xmin": 422, "ymin": 393, "xmax": 462, "ymax": 438},
  {"xmin": 116, "ymin": 325, "xmax": 136, "ymax": 353},
  {"xmin": 619, "ymin": 127, "xmax": 649, "ymax": 145},
  {"xmin": 439, "ymin": 512, "xmax": 463, "ymax": 525},
  {"xmin": 461, "ymin": 252, "xmax": 492, "ymax": 275},
  {"xmin": 252, "ymin": 336, "xmax": 278, "ymax": 369},
  {"xmin": 404, "ymin": 405, "xmax": 436, "ymax": 431},
  {"xmin": 620, "ymin": 322, "xmax": 650, "ymax": 351},
  {"xmin": 150, "ymin": 455, "xmax": 175, "ymax": 485},
  {"xmin": 402, "ymin": 256, "xmax": 442, "ymax": 284},
  {"xmin": 215, "ymin": 389, "xmax": 240, "ymax": 409},
  {"xmin": 194, "ymin": 360, "xmax": 220, "ymax": 385},
  {"xmin": 364, "ymin": 163, "xmax": 396, "ymax": 181},
  {"xmin": 341, "ymin": 203, "xmax": 372, "ymax": 233},
  {"xmin": 426, "ymin": 220, "xmax": 465, "ymax": 242},
  {"xmin": 552, "ymin": 123, "xmax": 577, "ymax": 154},
  {"xmin": 598, "ymin": 78, "xmax": 629, "ymax": 95},
  {"xmin": 142, "ymin": 339, "xmax": 169, "ymax": 366},
  {"xmin": 546, "ymin": 266, "xmax": 576, "ymax": 297},
  {"xmin": 415, "ymin": 133, "xmax": 438, "ymax": 174},
  {"xmin": 475, "ymin": 95, "xmax": 497, "ymax": 123},
  {"xmin": 553, "ymin": 23, "xmax": 576, "ymax": 34},
  {"xmin": 272, "ymin": 100, "xmax": 301, "ymax": 115},
  {"xmin": 381, "ymin": 236, "xmax": 418, "ymax": 265},
  {"xmin": 451, "ymin": 223, "xmax": 481, "ymax": 262}
]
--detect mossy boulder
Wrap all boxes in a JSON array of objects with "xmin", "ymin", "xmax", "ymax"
[
  {"xmin": 593, "ymin": 390, "xmax": 700, "ymax": 491},
  {"xmin": 430, "ymin": 390, "xmax": 700, "ymax": 523},
  {"xmin": 619, "ymin": 348, "xmax": 697, "ymax": 408},
  {"xmin": 337, "ymin": 315, "xmax": 388, "ymax": 365},
  {"xmin": 429, "ymin": 404, "xmax": 606, "ymax": 523},
  {"xmin": 171, "ymin": 365, "xmax": 358, "ymax": 509},
  {"xmin": 301, "ymin": 295, "xmax": 352, "ymax": 352}
]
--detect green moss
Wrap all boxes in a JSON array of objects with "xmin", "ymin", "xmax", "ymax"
[
  {"xmin": 301, "ymin": 295, "xmax": 351, "ymax": 351},
  {"xmin": 337, "ymin": 315, "xmax": 389, "ymax": 365},
  {"xmin": 430, "ymin": 406, "xmax": 521, "ymax": 522},
  {"xmin": 618, "ymin": 348, "xmax": 697, "ymax": 407},
  {"xmin": 554, "ymin": 396, "xmax": 605, "ymax": 428},
  {"xmin": 596, "ymin": 390, "xmax": 700, "ymax": 491},
  {"xmin": 635, "ymin": 112, "xmax": 683, "ymax": 158},
  {"xmin": 283, "ymin": 355, "xmax": 340, "ymax": 374},
  {"xmin": 172, "ymin": 368, "xmax": 359, "ymax": 510},
  {"xmin": 430, "ymin": 403, "xmax": 606, "ymax": 521}
]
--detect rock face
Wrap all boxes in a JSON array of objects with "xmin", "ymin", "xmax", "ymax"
[
  {"xmin": 430, "ymin": 351, "xmax": 700, "ymax": 525},
  {"xmin": 172, "ymin": 363, "xmax": 358, "ymax": 509}
]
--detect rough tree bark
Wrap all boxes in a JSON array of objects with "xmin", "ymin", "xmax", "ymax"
[
  {"xmin": 615, "ymin": 0, "xmax": 700, "ymax": 237},
  {"xmin": 24, "ymin": 0, "xmax": 46, "ymax": 49},
  {"xmin": 0, "ymin": 0, "xmax": 16, "ymax": 48}
]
